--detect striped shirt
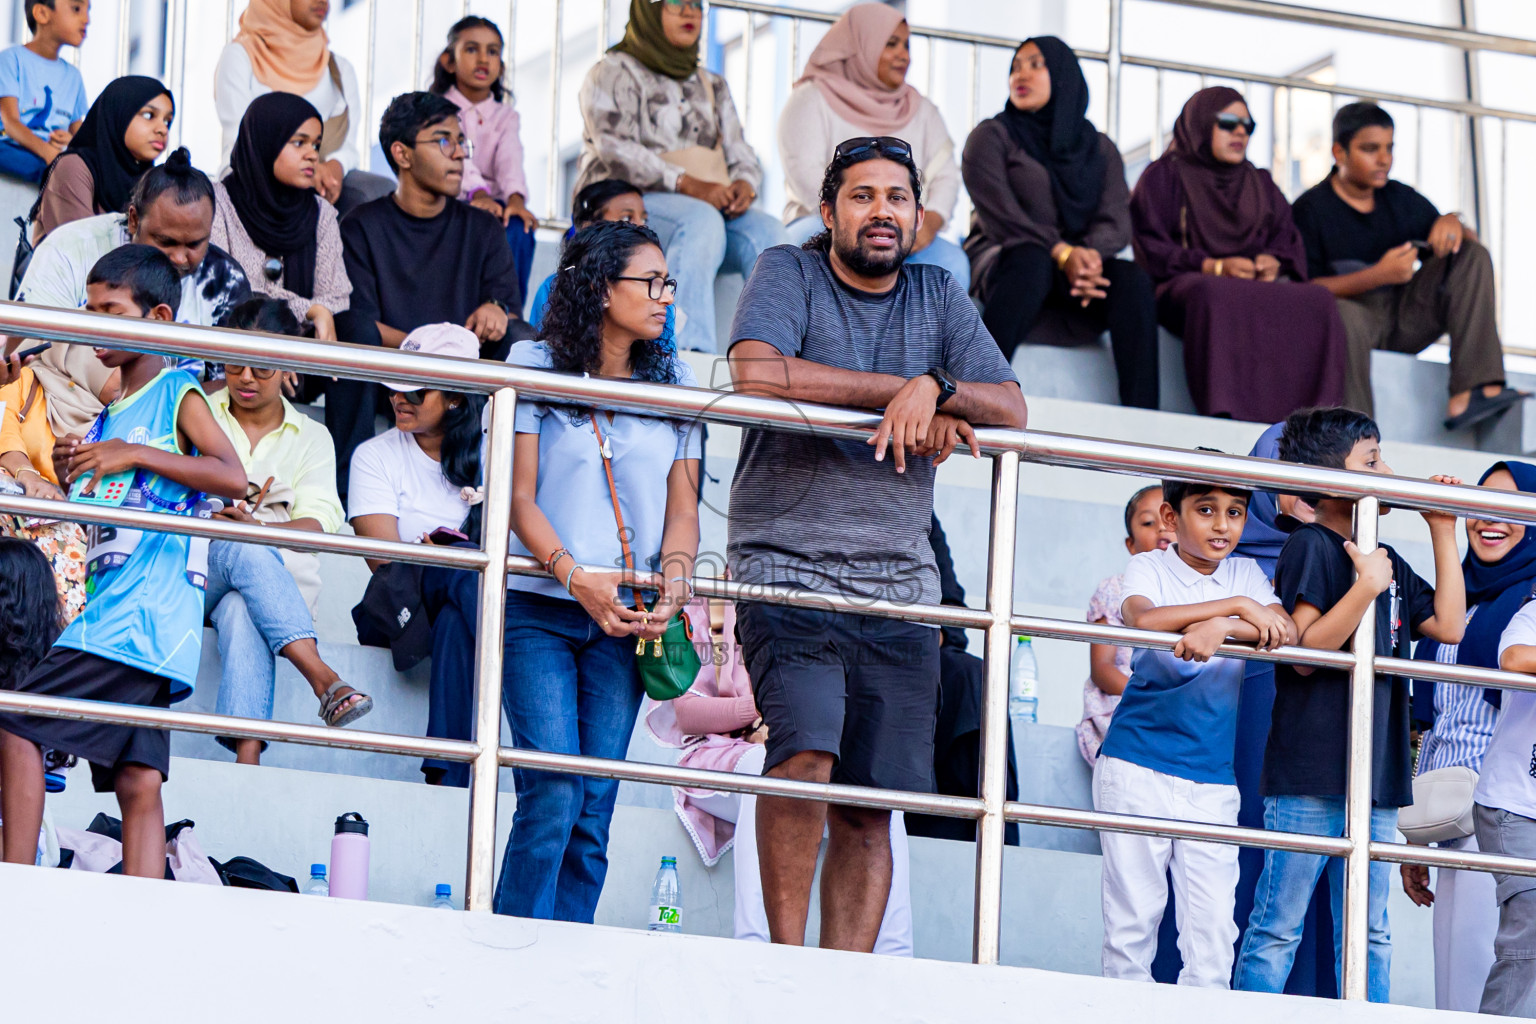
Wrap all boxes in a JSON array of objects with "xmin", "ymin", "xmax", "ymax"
[
  {"xmin": 725, "ymin": 245, "xmax": 1017, "ymax": 606},
  {"xmin": 1418, "ymin": 629, "xmax": 1499, "ymax": 775}
]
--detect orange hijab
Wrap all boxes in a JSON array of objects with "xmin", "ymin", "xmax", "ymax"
[{"xmin": 235, "ymin": 0, "xmax": 329, "ymax": 95}]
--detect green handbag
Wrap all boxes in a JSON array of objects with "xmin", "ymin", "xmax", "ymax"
[{"xmin": 591, "ymin": 412, "xmax": 700, "ymax": 701}]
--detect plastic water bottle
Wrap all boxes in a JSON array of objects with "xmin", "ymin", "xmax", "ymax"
[
  {"xmin": 1010, "ymin": 636, "xmax": 1039, "ymax": 724},
  {"xmin": 303, "ymin": 864, "xmax": 329, "ymax": 896},
  {"xmin": 329, "ymin": 812, "xmax": 370, "ymax": 900},
  {"xmin": 647, "ymin": 856, "xmax": 682, "ymax": 932},
  {"xmin": 431, "ymin": 884, "xmax": 456, "ymax": 910}
]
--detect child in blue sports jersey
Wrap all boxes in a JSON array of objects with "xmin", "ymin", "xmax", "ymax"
[{"xmin": 0, "ymin": 243, "xmax": 245, "ymax": 878}]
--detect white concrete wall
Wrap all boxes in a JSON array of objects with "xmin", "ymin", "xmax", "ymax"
[{"xmin": 0, "ymin": 854, "xmax": 1465, "ymax": 1023}]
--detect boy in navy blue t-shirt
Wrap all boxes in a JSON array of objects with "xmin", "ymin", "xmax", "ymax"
[
  {"xmin": 0, "ymin": 245, "xmax": 245, "ymax": 877},
  {"xmin": 1235, "ymin": 407, "xmax": 1465, "ymax": 1002},
  {"xmin": 1095, "ymin": 472, "xmax": 1295, "ymax": 988}
]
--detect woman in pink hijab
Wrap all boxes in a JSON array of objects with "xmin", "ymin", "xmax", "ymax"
[{"xmin": 776, "ymin": 3, "xmax": 968, "ymax": 287}]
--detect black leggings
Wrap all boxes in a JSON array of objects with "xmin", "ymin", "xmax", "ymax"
[{"xmin": 981, "ymin": 243, "xmax": 1159, "ymax": 409}]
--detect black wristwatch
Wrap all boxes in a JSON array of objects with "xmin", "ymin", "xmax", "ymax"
[{"xmin": 925, "ymin": 367, "xmax": 957, "ymax": 408}]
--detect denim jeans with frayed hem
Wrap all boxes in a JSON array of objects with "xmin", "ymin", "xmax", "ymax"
[
  {"xmin": 492, "ymin": 590, "xmax": 642, "ymax": 922},
  {"xmin": 1233, "ymin": 795, "xmax": 1396, "ymax": 1001}
]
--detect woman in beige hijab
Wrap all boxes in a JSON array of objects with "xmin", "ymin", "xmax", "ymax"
[
  {"xmin": 777, "ymin": 3, "xmax": 967, "ymax": 286},
  {"xmin": 213, "ymin": 0, "xmax": 394, "ymax": 215}
]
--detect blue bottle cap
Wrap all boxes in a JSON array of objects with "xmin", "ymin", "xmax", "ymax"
[
  {"xmin": 435, "ymin": 884, "xmax": 452, "ymax": 897},
  {"xmin": 311, "ymin": 864, "xmax": 326, "ymax": 876},
  {"xmin": 661, "ymin": 856, "xmax": 677, "ymax": 866}
]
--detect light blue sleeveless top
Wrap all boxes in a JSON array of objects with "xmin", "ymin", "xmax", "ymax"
[{"xmin": 57, "ymin": 368, "xmax": 216, "ymax": 699}]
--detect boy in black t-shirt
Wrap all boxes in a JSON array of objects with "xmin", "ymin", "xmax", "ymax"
[
  {"xmin": 1292, "ymin": 102, "xmax": 1517, "ymax": 430},
  {"xmin": 1233, "ymin": 407, "xmax": 1466, "ymax": 1002}
]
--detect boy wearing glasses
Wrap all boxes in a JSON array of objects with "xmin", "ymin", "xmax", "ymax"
[
  {"xmin": 337, "ymin": 91, "xmax": 532, "ymax": 498},
  {"xmin": 1291, "ymin": 102, "xmax": 1516, "ymax": 431}
]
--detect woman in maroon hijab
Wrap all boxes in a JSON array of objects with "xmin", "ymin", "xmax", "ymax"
[{"xmin": 1131, "ymin": 87, "xmax": 1346, "ymax": 421}]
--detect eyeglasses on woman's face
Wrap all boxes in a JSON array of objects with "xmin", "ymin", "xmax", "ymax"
[
  {"xmin": 394, "ymin": 388, "xmax": 436, "ymax": 406},
  {"xmin": 223, "ymin": 364, "xmax": 278, "ymax": 381},
  {"xmin": 1215, "ymin": 113, "xmax": 1257, "ymax": 135},
  {"xmin": 663, "ymin": 0, "xmax": 705, "ymax": 12},
  {"xmin": 613, "ymin": 275, "xmax": 679, "ymax": 301}
]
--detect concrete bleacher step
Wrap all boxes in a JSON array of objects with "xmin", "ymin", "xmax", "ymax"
[
  {"xmin": 35, "ymin": 752, "xmax": 1436, "ymax": 1005},
  {"xmin": 34, "ymin": 751, "xmax": 1441, "ymax": 1005}
]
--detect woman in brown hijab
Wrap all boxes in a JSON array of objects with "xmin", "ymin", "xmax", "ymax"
[{"xmin": 1130, "ymin": 86, "xmax": 1346, "ymax": 421}]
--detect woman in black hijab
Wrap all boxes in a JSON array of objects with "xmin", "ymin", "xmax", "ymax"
[
  {"xmin": 961, "ymin": 36, "xmax": 1158, "ymax": 409},
  {"xmin": 30, "ymin": 76, "xmax": 173, "ymax": 241},
  {"xmin": 210, "ymin": 91, "xmax": 352, "ymax": 342}
]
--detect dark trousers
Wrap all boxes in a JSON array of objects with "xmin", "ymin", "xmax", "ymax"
[
  {"xmin": 982, "ymin": 244, "xmax": 1159, "ymax": 409},
  {"xmin": 1336, "ymin": 238, "xmax": 1505, "ymax": 415},
  {"xmin": 421, "ymin": 566, "xmax": 480, "ymax": 787}
]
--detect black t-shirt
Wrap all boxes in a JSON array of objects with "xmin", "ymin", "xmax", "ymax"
[
  {"xmin": 339, "ymin": 196, "xmax": 520, "ymax": 338},
  {"xmin": 1262, "ymin": 523, "xmax": 1436, "ymax": 807},
  {"xmin": 1291, "ymin": 171, "xmax": 1440, "ymax": 280}
]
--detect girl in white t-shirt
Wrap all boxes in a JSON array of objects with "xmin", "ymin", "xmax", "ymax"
[{"xmin": 347, "ymin": 324, "xmax": 485, "ymax": 787}]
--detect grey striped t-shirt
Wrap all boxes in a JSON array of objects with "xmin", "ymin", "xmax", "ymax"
[{"xmin": 726, "ymin": 244, "xmax": 1017, "ymax": 607}]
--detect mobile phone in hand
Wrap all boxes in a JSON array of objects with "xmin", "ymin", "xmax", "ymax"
[
  {"xmin": 14, "ymin": 342, "xmax": 50, "ymax": 360},
  {"xmin": 428, "ymin": 526, "xmax": 469, "ymax": 546}
]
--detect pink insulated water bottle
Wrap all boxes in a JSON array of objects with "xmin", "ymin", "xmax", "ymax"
[{"xmin": 328, "ymin": 812, "xmax": 370, "ymax": 900}]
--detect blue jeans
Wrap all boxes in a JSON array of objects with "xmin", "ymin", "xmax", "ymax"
[
  {"xmin": 1234, "ymin": 795, "xmax": 1397, "ymax": 1001},
  {"xmin": 785, "ymin": 213, "xmax": 972, "ymax": 291},
  {"xmin": 492, "ymin": 590, "xmax": 643, "ymax": 922},
  {"xmin": 205, "ymin": 541, "xmax": 318, "ymax": 753},
  {"xmin": 505, "ymin": 218, "xmax": 536, "ymax": 309},
  {"xmin": 0, "ymin": 139, "xmax": 45, "ymax": 183},
  {"xmin": 643, "ymin": 192, "xmax": 787, "ymax": 352}
]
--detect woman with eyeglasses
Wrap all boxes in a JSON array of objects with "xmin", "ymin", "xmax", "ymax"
[
  {"xmin": 961, "ymin": 36, "xmax": 1159, "ymax": 409},
  {"xmin": 211, "ymin": 92, "xmax": 352, "ymax": 345},
  {"xmin": 203, "ymin": 297, "xmax": 368, "ymax": 762},
  {"xmin": 491, "ymin": 220, "xmax": 700, "ymax": 921},
  {"xmin": 575, "ymin": 0, "xmax": 785, "ymax": 353},
  {"xmin": 1129, "ymin": 87, "xmax": 1346, "ymax": 421},
  {"xmin": 778, "ymin": 4, "xmax": 968, "ymax": 288}
]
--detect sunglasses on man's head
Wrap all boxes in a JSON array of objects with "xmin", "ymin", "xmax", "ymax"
[
  {"xmin": 1215, "ymin": 113, "xmax": 1257, "ymax": 134},
  {"xmin": 834, "ymin": 136, "xmax": 914, "ymax": 162}
]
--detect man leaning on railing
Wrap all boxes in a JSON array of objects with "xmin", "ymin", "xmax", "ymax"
[{"xmin": 724, "ymin": 136, "xmax": 1026, "ymax": 952}]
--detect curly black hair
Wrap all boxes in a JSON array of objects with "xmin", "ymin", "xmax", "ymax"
[
  {"xmin": 0, "ymin": 538, "xmax": 62, "ymax": 690},
  {"xmin": 538, "ymin": 221, "xmax": 683, "ymax": 384}
]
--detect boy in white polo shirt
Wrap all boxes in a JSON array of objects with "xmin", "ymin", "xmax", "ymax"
[
  {"xmin": 1094, "ymin": 472, "xmax": 1296, "ymax": 988},
  {"xmin": 1474, "ymin": 603, "xmax": 1536, "ymax": 1016}
]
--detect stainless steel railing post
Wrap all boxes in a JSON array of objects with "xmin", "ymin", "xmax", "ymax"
[
  {"xmin": 464, "ymin": 387, "xmax": 518, "ymax": 911},
  {"xmin": 1105, "ymin": 0, "xmax": 1124, "ymax": 144},
  {"xmin": 972, "ymin": 450, "xmax": 1021, "ymax": 964},
  {"xmin": 1340, "ymin": 495, "xmax": 1380, "ymax": 999}
]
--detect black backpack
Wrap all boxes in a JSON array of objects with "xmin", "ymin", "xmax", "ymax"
[{"xmin": 210, "ymin": 855, "xmax": 299, "ymax": 893}]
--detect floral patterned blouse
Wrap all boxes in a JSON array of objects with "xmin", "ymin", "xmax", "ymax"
[
  {"xmin": 1077, "ymin": 573, "xmax": 1130, "ymax": 766},
  {"xmin": 574, "ymin": 51, "xmax": 764, "ymax": 196}
]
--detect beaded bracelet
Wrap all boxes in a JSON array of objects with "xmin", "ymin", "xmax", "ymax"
[{"xmin": 544, "ymin": 547, "xmax": 571, "ymax": 576}]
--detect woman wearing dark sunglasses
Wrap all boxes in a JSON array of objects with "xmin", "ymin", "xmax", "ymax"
[
  {"xmin": 1130, "ymin": 86, "xmax": 1347, "ymax": 422},
  {"xmin": 961, "ymin": 36, "xmax": 1159, "ymax": 409}
]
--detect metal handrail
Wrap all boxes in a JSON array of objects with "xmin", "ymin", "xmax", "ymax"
[{"xmin": 8, "ymin": 301, "xmax": 1536, "ymax": 996}]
